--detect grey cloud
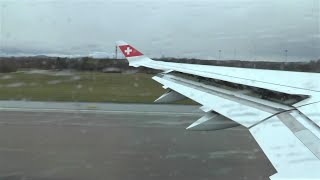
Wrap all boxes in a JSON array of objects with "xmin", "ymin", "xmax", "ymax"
[{"xmin": 0, "ymin": 0, "xmax": 319, "ymax": 61}]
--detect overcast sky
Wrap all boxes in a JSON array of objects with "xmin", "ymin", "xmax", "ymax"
[{"xmin": 0, "ymin": 0, "xmax": 319, "ymax": 61}]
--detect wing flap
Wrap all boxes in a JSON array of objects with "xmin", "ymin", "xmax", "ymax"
[
  {"xmin": 296, "ymin": 101, "xmax": 320, "ymax": 130},
  {"xmin": 153, "ymin": 73, "xmax": 277, "ymax": 127},
  {"xmin": 270, "ymin": 162, "xmax": 320, "ymax": 180},
  {"xmin": 250, "ymin": 115, "xmax": 319, "ymax": 172}
]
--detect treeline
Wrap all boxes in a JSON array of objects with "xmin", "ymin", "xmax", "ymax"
[
  {"xmin": 0, "ymin": 56, "xmax": 156, "ymax": 73},
  {"xmin": 0, "ymin": 56, "xmax": 320, "ymax": 73}
]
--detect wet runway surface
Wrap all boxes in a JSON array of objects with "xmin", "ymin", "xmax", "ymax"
[{"xmin": 0, "ymin": 102, "xmax": 275, "ymax": 180}]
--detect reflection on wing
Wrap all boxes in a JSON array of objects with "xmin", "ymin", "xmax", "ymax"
[{"xmin": 116, "ymin": 41, "xmax": 320, "ymax": 180}]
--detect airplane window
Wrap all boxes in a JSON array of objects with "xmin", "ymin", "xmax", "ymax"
[{"xmin": 0, "ymin": 0, "xmax": 318, "ymax": 179}]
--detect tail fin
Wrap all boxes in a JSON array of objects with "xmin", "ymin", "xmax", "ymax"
[{"xmin": 116, "ymin": 41, "xmax": 152, "ymax": 67}]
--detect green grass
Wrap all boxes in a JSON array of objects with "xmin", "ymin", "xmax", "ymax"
[{"xmin": 0, "ymin": 71, "xmax": 168, "ymax": 103}]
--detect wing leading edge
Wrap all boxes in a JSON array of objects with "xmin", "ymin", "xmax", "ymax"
[{"xmin": 116, "ymin": 41, "xmax": 320, "ymax": 180}]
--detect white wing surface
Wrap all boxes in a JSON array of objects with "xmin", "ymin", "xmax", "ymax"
[{"xmin": 116, "ymin": 41, "xmax": 320, "ymax": 180}]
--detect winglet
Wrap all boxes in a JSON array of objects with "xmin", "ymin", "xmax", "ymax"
[
  {"xmin": 116, "ymin": 41, "xmax": 151, "ymax": 67},
  {"xmin": 116, "ymin": 41, "xmax": 144, "ymax": 58}
]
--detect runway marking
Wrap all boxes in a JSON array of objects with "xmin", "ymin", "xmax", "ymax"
[
  {"xmin": 0, "ymin": 147, "xmax": 26, "ymax": 152},
  {"xmin": 0, "ymin": 107, "xmax": 203, "ymax": 116}
]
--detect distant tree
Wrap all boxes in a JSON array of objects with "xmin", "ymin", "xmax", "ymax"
[
  {"xmin": 55, "ymin": 57, "xmax": 68, "ymax": 70},
  {"xmin": 0, "ymin": 59, "xmax": 18, "ymax": 73}
]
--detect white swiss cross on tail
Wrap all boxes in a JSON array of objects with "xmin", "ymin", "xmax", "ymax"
[
  {"xmin": 124, "ymin": 47, "xmax": 133, "ymax": 55},
  {"xmin": 117, "ymin": 41, "xmax": 143, "ymax": 58}
]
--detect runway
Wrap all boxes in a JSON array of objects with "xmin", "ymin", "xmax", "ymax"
[{"xmin": 0, "ymin": 101, "xmax": 275, "ymax": 180}]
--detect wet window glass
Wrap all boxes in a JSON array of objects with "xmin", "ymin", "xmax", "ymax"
[{"xmin": 0, "ymin": 0, "xmax": 319, "ymax": 179}]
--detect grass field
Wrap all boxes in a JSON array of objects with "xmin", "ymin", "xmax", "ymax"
[{"xmin": 0, "ymin": 70, "xmax": 169, "ymax": 103}]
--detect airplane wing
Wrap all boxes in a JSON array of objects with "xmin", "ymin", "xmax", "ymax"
[{"xmin": 116, "ymin": 41, "xmax": 320, "ymax": 180}]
